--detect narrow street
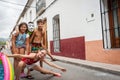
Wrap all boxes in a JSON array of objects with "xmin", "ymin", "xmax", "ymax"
[
  {"xmin": 2, "ymin": 49, "xmax": 120, "ymax": 80},
  {"xmin": 20, "ymin": 59, "xmax": 120, "ymax": 80},
  {"xmin": 1, "ymin": 0, "xmax": 120, "ymax": 80}
]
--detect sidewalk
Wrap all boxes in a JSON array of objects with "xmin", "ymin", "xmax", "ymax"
[{"xmin": 50, "ymin": 55, "xmax": 120, "ymax": 75}]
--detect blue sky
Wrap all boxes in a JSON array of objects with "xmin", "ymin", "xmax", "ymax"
[{"xmin": 0, "ymin": 0, "xmax": 27, "ymax": 38}]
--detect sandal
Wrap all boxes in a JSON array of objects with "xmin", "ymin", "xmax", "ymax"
[{"xmin": 25, "ymin": 75, "xmax": 34, "ymax": 79}]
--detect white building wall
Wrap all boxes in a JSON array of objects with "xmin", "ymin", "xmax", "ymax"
[
  {"xmin": 31, "ymin": 0, "xmax": 37, "ymax": 21},
  {"xmin": 46, "ymin": 0, "xmax": 55, "ymax": 7},
  {"xmin": 16, "ymin": 0, "xmax": 103, "ymax": 47},
  {"xmin": 34, "ymin": 11, "xmax": 46, "ymax": 24},
  {"xmin": 19, "ymin": 0, "xmax": 37, "ymax": 25},
  {"xmin": 45, "ymin": 0, "xmax": 102, "ymax": 41}
]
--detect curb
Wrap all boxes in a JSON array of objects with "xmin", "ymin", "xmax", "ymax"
[
  {"xmin": 57, "ymin": 59, "xmax": 120, "ymax": 76},
  {"xmin": 47, "ymin": 56, "xmax": 120, "ymax": 76}
]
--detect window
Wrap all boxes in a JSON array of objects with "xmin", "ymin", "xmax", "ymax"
[
  {"xmin": 53, "ymin": 15, "xmax": 60, "ymax": 52},
  {"xmin": 36, "ymin": 0, "xmax": 46, "ymax": 13},
  {"xmin": 100, "ymin": 0, "xmax": 120, "ymax": 48}
]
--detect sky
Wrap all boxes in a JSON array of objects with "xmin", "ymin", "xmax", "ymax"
[{"xmin": 0, "ymin": 0, "xmax": 27, "ymax": 39}]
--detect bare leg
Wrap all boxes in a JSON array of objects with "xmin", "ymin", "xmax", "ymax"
[
  {"xmin": 26, "ymin": 68, "xmax": 30, "ymax": 75},
  {"xmin": 15, "ymin": 61, "xmax": 26, "ymax": 80},
  {"xmin": 32, "ymin": 65, "xmax": 61, "ymax": 76},
  {"xmin": 39, "ymin": 61, "xmax": 46, "ymax": 74},
  {"xmin": 19, "ymin": 48, "xmax": 25, "ymax": 73},
  {"xmin": 13, "ymin": 48, "xmax": 19, "ymax": 77},
  {"xmin": 46, "ymin": 51, "xmax": 56, "ymax": 61},
  {"xmin": 14, "ymin": 58, "xmax": 19, "ymax": 77},
  {"xmin": 26, "ymin": 68, "xmax": 34, "ymax": 79}
]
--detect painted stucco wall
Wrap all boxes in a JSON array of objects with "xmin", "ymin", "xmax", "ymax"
[{"xmin": 45, "ymin": 0, "xmax": 102, "ymax": 42}]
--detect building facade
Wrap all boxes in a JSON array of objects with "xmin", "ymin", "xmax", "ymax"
[{"xmin": 13, "ymin": 0, "xmax": 120, "ymax": 65}]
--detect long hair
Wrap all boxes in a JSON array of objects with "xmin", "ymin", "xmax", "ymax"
[{"xmin": 18, "ymin": 22, "xmax": 28, "ymax": 33}]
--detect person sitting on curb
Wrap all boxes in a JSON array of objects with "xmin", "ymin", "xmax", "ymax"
[{"xmin": 3, "ymin": 49, "xmax": 66, "ymax": 80}]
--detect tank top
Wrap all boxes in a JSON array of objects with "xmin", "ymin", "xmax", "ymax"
[
  {"xmin": 15, "ymin": 33, "xmax": 26, "ymax": 47},
  {"xmin": 21, "ymin": 54, "xmax": 39, "ymax": 65}
]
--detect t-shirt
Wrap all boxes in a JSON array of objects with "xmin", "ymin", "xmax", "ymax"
[{"xmin": 12, "ymin": 31, "xmax": 29, "ymax": 48}]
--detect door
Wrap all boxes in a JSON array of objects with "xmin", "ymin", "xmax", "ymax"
[{"xmin": 108, "ymin": 0, "xmax": 120, "ymax": 48}]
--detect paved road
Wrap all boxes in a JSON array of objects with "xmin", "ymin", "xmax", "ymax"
[
  {"xmin": 20, "ymin": 59, "xmax": 120, "ymax": 80},
  {"xmin": 2, "ymin": 49, "xmax": 120, "ymax": 80}
]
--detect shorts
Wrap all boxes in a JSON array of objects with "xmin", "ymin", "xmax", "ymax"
[
  {"xmin": 25, "ymin": 63, "xmax": 38, "ymax": 69},
  {"xmin": 16, "ymin": 45, "xmax": 26, "ymax": 49},
  {"xmin": 31, "ymin": 43, "xmax": 44, "ymax": 52}
]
